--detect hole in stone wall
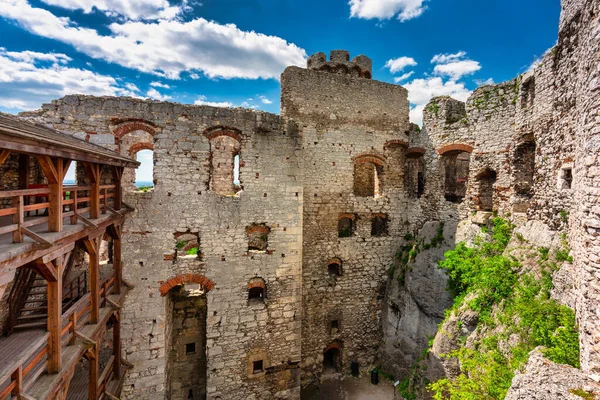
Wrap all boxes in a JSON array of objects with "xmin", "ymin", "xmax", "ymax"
[
  {"xmin": 475, "ymin": 169, "xmax": 497, "ymax": 211},
  {"xmin": 186, "ymin": 342, "xmax": 196, "ymax": 355},
  {"xmin": 323, "ymin": 344, "xmax": 342, "ymax": 373},
  {"xmin": 174, "ymin": 231, "xmax": 201, "ymax": 260},
  {"xmin": 328, "ymin": 259, "xmax": 342, "ymax": 277},
  {"xmin": 248, "ymin": 277, "xmax": 266, "ymax": 305},
  {"xmin": 406, "ymin": 156, "xmax": 425, "ymax": 198},
  {"xmin": 521, "ymin": 78, "xmax": 536, "ymax": 108},
  {"xmin": 247, "ymin": 224, "xmax": 270, "ymax": 252},
  {"xmin": 371, "ymin": 214, "xmax": 389, "ymax": 237},
  {"xmin": 330, "ymin": 320, "xmax": 339, "ymax": 334},
  {"xmin": 559, "ymin": 166, "xmax": 573, "ymax": 190},
  {"xmin": 442, "ymin": 151, "xmax": 470, "ymax": 203},
  {"xmin": 252, "ymin": 360, "xmax": 264, "ymax": 374},
  {"xmin": 208, "ymin": 132, "xmax": 241, "ymax": 196},
  {"xmin": 135, "ymin": 149, "xmax": 154, "ymax": 191},
  {"xmin": 353, "ymin": 158, "xmax": 384, "ymax": 197},
  {"xmin": 338, "ymin": 215, "xmax": 355, "ymax": 238},
  {"xmin": 514, "ymin": 141, "xmax": 536, "ymax": 195}
]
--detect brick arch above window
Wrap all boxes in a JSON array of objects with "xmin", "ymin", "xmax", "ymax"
[
  {"xmin": 324, "ymin": 339, "xmax": 344, "ymax": 352},
  {"xmin": 353, "ymin": 153, "xmax": 386, "ymax": 167},
  {"xmin": 112, "ymin": 119, "xmax": 158, "ymax": 141},
  {"xmin": 437, "ymin": 143, "xmax": 474, "ymax": 155},
  {"xmin": 406, "ymin": 147, "xmax": 426, "ymax": 158},
  {"xmin": 128, "ymin": 142, "xmax": 154, "ymax": 156},
  {"xmin": 384, "ymin": 140, "xmax": 409, "ymax": 150},
  {"xmin": 203, "ymin": 126, "xmax": 242, "ymax": 142},
  {"xmin": 247, "ymin": 277, "xmax": 266, "ymax": 290},
  {"xmin": 159, "ymin": 274, "xmax": 215, "ymax": 296}
]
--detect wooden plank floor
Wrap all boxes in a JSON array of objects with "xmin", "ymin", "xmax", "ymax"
[
  {"xmin": 65, "ymin": 359, "xmax": 88, "ymax": 400},
  {"xmin": 0, "ymin": 329, "xmax": 47, "ymax": 390}
]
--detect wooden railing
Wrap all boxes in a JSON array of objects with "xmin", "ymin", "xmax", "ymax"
[
  {"xmin": 0, "ymin": 185, "xmax": 116, "ymax": 245},
  {"xmin": 0, "ymin": 269, "xmax": 117, "ymax": 400}
]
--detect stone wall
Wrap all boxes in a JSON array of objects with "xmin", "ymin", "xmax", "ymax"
[{"xmin": 23, "ymin": 97, "xmax": 304, "ymax": 400}]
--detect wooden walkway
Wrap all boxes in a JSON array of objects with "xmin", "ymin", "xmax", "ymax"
[{"xmin": 0, "ymin": 329, "xmax": 48, "ymax": 393}]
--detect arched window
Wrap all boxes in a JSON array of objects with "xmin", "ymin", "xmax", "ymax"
[
  {"xmin": 514, "ymin": 141, "xmax": 536, "ymax": 195},
  {"xmin": 475, "ymin": 168, "xmax": 497, "ymax": 211},
  {"xmin": 323, "ymin": 340, "xmax": 343, "ymax": 373},
  {"xmin": 205, "ymin": 128, "xmax": 242, "ymax": 196},
  {"xmin": 441, "ymin": 151, "xmax": 471, "ymax": 203},
  {"xmin": 406, "ymin": 148, "xmax": 426, "ymax": 198},
  {"xmin": 327, "ymin": 258, "xmax": 343, "ymax": 278},
  {"xmin": 353, "ymin": 155, "xmax": 385, "ymax": 197},
  {"xmin": 248, "ymin": 277, "xmax": 266, "ymax": 305},
  {"xmin": 135, "ymin": 149, "xmax": 154, "ymax": 191}
]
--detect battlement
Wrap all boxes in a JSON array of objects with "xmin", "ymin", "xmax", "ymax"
[{"xmin": 307, "ymin": 50, "xmax": 372, "ymax": 79}]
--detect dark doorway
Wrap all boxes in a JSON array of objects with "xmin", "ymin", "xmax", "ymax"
[{"xmin": 323, "ymin": 348, "xmax": 341, "ymax": 373}]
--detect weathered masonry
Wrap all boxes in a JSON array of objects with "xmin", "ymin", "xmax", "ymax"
[
  {"xmin": 0, "ymin": 0, "xmax": 599, "ymax": 396},
  {"xmin": 0, "ymin": 114, "xmax": 137, "ymax": 399}
]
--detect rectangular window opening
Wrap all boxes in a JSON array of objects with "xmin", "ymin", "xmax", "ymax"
[
  {"xmin": 253, "ymin": 360, "xmax": 264, "ymax": 374},
  {"xmin": 185, "ymin": 342, "xmax": 196, "ymax": 355}
]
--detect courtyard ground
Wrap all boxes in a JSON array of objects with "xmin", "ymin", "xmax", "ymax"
[{"xmin": 301, "ymin": 373, "xmax": 396, "ymax": 400}]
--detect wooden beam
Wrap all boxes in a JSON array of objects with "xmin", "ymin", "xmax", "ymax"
[
  {"xmin": 47, "ymin": 257, "xmax": 63, "ymax": 373},
  {"xmin": 75, "ymin": 331, "xmax": 97, "ymax": 347},
  {"xmin": 38, "ymin": 156, "xmax": 63, "ymax": 232},
  {"xmin": 84, "ymin": 163, "xmax": 101, "ymax": 219},
  {"xmin": 106, "ymin": 297, "xmax": 121, "ymax": 310},
  {"xmin": 113, "ymin": 228, "xmax": 122, "ymax": 295},
  {"xmin": 35, "ymin": 261, "xmax": 58, "ymax": 282},
  {"xmin": 37, "ymin": 156, "xmax": 59, "ymax": 184},
  {"xmin": 12, "ymin": 195, "xmax": 23, "ymax": 243},
  {"xmin": 40, "ymin": 242, "xmax": 74, "ymax": 264},
  {"xmin": 77, "ymin": 214, "xmax": 98, "ymax": 228},
  {"xmin": 10, "ymin": 366, "xmax": 22, "ymax": 398},
  {"xmin": 113, "ymin": 314, "xmax": 122, "ymax": 380},
  {"xmin": 18, "ymin": 154, "xmax": 29, "ymax": 189},
  {"xmin": 84, "ymin": 236, "xmax": 101, "ymax": 324},
  {"xmin": 88, "ymin": 346, "xmax": 99, "ymax": 400},
  {"xmin": 0, "ymin": 149, "xmax": 10, "ymax": 166},
  {"xmin": 22, "ymin": 227, "xmax": 52, "ymax": 246},
  {"xmin": 112, "ymin": 167, "xmax": 123, "ymax": 211}
]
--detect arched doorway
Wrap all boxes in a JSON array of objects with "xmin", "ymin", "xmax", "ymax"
[{"xmin": 323, "ymin": 341, "xmax": 343, "ymax": 373}]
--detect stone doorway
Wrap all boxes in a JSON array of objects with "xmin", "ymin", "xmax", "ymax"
[
  {"xmin": 323, "ymin": 347, "xmax": 341, "ymax": 373},
  {"xmin": 165, "ymin": 284, "xmax": 208, "ymax": 400}
]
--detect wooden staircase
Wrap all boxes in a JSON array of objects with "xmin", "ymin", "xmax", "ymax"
[{"xmin": 5, "ymin": 268, "xmax": 88, "ymax": 335}]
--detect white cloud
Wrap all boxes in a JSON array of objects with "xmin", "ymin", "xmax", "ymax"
[
  {"xmin": 430, "ymin": 51, "xmax": 466, "ymax": 64},
  {"xmin": 150, "ymin": 81, "xmax": 170, "ymax": 88},
  {"xmin": 258, "ymin": 95, "xmax": 272, "ymax": 104},
  {"xmin": 0, "ymin": 48, "xmax": 137, "ymax": 110},
  {"xmin": 0, "ymin": 0, "xmax": 307, "ymax": 80},
  {"xmin": 393, "ymin": 71, "xmax": 415, "ymax": 83},
  {"xmin": 125, "ymin": 82, "xmax": 140, "ymax": 92},
  {"xmin": 194, "ymin": 95, "xmax": 233, "ymax": 108},
  {"xmin": 39, "ymin": 0, "xmax": 183, "ymax": 21},
  {"xmin": 403, "ymin": 77, "xmax": 472, "ymax": 125},
  {"xmin": 146, "ymin": 88, "xmax": 171, "ymax": 101},
  {"xmin": 474, "ymin": 78, "xmax": 494, "ymax": 86},
  {"xmin": 385, "ymin": 56, "xmax": 417, "ymax": 73},
  {"xmin": 430, "ymin": 51, "xmax": 481, "ymax": 80},
  {"xmin": 349, "ymin": 0, "xmax": 427, "ymax": 21}
]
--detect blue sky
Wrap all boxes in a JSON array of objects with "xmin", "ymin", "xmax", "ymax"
[{"xmin": 0, "ymin": 0, "xmax": 560, "ymax": 128}]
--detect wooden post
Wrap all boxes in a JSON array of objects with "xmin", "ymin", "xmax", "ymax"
[
  {"xmin": 113, "ymin": 226, "xmax": 122, "ymax": 295},
  {"xmin": 18, "ymin": 154, "xmax": 30, "ymax": 216},
  {"xmin": 84, "ymin": 163, "xmax": 101, "ymax": 219},
  {"xmin": 69, "ymin": 311, "xmax": 77, "ymax": 345},
  {"xmin": 84, "ymin": 236, "xmax": 101, "ymax": 324},
  {"xmin": 38, "ymin": 156, "xmax": 63, "ymax": 232},
  {"xmin": 88, "ymin": 349, "xmax": 99, "ymax": 400},
  {"xmin": 10, "ymin": 366, "xmax": 22, "ymax": 397},
  {"xmin": 111, "ymin": 167, "xmax": 123, "ymax": 211},
  {"xmin": 12, "ymin": 196, "xmax": 23, "ymax": 243},
  {"xmin": 47, "ymin": 257, "xmax": 63, "ymax": 374},
  {"xmin": 0, "ymin": 149, "xmax": 10, "ymax": 167},
  {"xmin": 70, "ymin": 189, "xmax": 78, "ymax": 225},
  {"xmin": 113, "ymin": 315, "xmax": 121, "ymax": 380}
]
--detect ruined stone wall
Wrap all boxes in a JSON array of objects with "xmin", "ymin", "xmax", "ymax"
[
  {"xmin": 281, "ymin": 54, "xmax": 420, "ymax": 382},
  {"xmin": 24, "ymin": 96, "xmax": 304, "ymax": 400}
]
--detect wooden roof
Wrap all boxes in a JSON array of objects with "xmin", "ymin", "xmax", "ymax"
[{"xmin": 0, "ymin": 113, "xmax": 139, "ymax": 168}]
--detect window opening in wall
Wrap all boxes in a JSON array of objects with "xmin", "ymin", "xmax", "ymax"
[
  {"xmin": 233, "ymin": 153, "xmax": 240, "ymax": 185},
  {"xmin": 354, "ymin": 158, "xmax": 384, "ymax": 197},
  {"xmin": 174, "ymin": 231, "xmax": 201, "ymax": 260},
  {"xmin": 338, "ymin": 215, "xmax": 354, "ymax": 238},
  {"xmin": 63, "ymin": 161, "xmax": 76, "ymax": 185},
  {"xmin": 330, "ymin": 320, "xmax": 339, "ymax": 334},
  {"xmin": 475, "ymin": 169, "xmax": 497, "ymax": 212},
  {"xmin": 442, "ymin": 151, "xmax": 470, "ymax": 203},
  {"xmin": 186, "ymin": 342, "xmax": 196, "ymax": 355},
  {"xmin": 371, "ymin": 214, "xmax": 389, "ymax": 237},
  {"xmin": 247, "ymin": 224, "xmax": 270, "ymax": 253},
  {"xmin": 559, "ymin": 167, "xmax": 573, "ymax": 190},
  {"xmin": 514, "ymin": 141, "xmax": 536, "ymax": 195},
  {"xmin": 417, "ymin": 172, "xmax": 425, "ymax": 198},
  {"xmin": 135, "ymin": 149, "xmax": 154, "ymax": 191},
  {"xmin": 521, "ymin": 78, "xmax": 535, "ymax": 109},
  {"xmin": 248, "ymin": 277, "xmax": 266, "ymax": 306},
  {"xmin": 253, "ymin": 360, "xmax": 264, "ymax": 374},
  {"xmin": 328, "ymin": 259, "xmax": 342, "ymax": 278}
]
